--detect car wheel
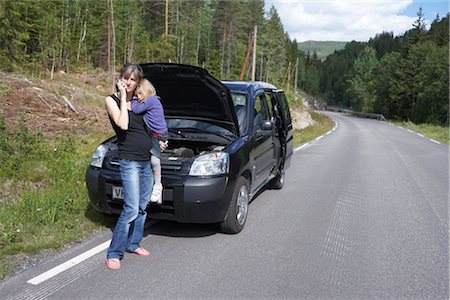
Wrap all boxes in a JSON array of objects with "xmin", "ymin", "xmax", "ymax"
[
  {"xmin": 269, "ymin": 171, "xmax": 285, "ymax": 189},
  {"xmin": 220, "ymin": 176, "xmax": 249, "ymax": 234}
]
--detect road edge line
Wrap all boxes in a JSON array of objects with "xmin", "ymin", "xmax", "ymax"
[{"xmin": 27, "ymin": 240, "xmax": 111, "ymax": 285}]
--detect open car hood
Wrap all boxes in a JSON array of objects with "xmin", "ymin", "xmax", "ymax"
[{"xmin": 140, "ymin": 63, "xmax": 239, "ymax": 136}]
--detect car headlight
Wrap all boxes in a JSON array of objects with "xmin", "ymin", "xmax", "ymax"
[
  {"xmin": 90, "ymin": 144, "xmax": 108, "ymax": 168},
  {"xmin": 189, "ymin": 152, "xmax": 229, "ymax": 176}
]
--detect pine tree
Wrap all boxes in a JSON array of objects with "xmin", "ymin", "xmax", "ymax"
[{"xmin": 346, "ymin": 47, "xmax": 378, "ymax": 112}]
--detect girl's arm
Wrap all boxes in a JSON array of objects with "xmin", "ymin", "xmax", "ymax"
[
  {"xmin": 105, "ymin": 80, "xmax": 129, "ymax": 130},
  {"xmin": 131, "ymin": 99, "xmax": 152, "ymax": 114}
]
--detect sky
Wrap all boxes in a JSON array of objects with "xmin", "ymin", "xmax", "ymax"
[{"xmin": 264, "ymin": 0, "xmax": 449, "ymax": 42}]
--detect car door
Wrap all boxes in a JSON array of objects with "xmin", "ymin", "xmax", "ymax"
[
  {"xmin": 266, "ymin": 92, "xmax": 282, "ymax": 170},
  {"xmin": 273, "ymin": 91, "xmax": 294, "ymax": 170},
  {"xmin": 252, "ymin": 93, "xmax": 276, "ymax": 190}
]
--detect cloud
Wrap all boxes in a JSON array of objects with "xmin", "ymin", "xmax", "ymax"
[{"xmin": 265, "ymin": 0, "xmax": 417, "ymax": 42}]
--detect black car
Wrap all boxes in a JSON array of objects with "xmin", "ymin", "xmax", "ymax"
[{"xmin": 86, "ymin": 63, "xmax": 293, "ymax": 233}]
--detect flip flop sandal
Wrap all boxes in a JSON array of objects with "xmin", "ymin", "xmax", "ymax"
[
  {"xmin": 129, "ymin": 247, "xmax": 150, "ymax": 256},
  {"xmin": 105, "ymin": 258, "xmax": 121, "ymax": 270}
]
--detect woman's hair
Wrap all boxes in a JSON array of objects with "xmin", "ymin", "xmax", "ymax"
[
  {"xmin": 119, "ymin": 63, "xmax": 144, "ymax": 81},
  {"xmin": 135, "ymin": 78, "xmax": 157, "ymax": 99}
]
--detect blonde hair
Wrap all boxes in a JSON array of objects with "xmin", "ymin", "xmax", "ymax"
[{"xmin": 135, "ymin": 79, "xmax": 157, "ymax": 100}]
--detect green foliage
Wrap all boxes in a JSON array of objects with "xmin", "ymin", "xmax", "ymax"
[
  {"xmin": 0, "ymin": 1, "xmax": 33, "ymax": 71},
  {"xmin": 0, "ymin": 0, "xmax": 294, "ymax": 87},
  {"xmin": 368, "ymin": 31, "xmax": 401, "ymax": 59},
  {"xmin": 298, "ymin": 41, "xmax": 347, "ymax": 61},
  {"xmin": 318, "ymin": 41, "xmax": 366, "ymax": 107},
  {"xmin": 317, "ymin": 13, "xmax": 449, "ymax": 126},
  {"xmin": 0, "ymin": 83, "xmax": 12, "ymax": 96},
  {"xmin": 0, "ymin": 116, "xmax": 113, "ymax": 278},
  {"xmin": 293, "ymin": 111, "xmax": 335, "ymax": 146},
  {"xmin": 346, "ymin": 46, "xmax": 378, "ymax": 112},
  {"xmin": 392, "ymin": 121, "xmax": 449, "ymax": 144},
  {"xmin": 0, "ymin": 1, "xmax": 447, "ymax": 127}
]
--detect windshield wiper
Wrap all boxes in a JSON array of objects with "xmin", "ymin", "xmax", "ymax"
[
  {"xmin": 168, "ymin": 128, "xmax": 189, "ymax": 138},
  {"xmin": 171, "ymin": 127, "xmax": 236, "ymax": 141}
]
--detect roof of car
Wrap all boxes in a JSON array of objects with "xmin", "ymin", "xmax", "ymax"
[{"xmin": 221, "ymin": 81, "xmax": 278, "ymax": 93}]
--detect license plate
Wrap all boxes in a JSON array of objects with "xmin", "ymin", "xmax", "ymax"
[{"xmin": 112, "ymin": 186, "xmax": 124, "ymax": 200}]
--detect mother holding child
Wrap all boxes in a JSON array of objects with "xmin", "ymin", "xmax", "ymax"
[{"xmin": 104, "ymin": 63, "xmax": 167, "ymax": 270}]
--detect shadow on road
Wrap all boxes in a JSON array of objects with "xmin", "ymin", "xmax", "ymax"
[{"xmin": 144, "ymin": 219, "xmax": 218, "ymax": 238}]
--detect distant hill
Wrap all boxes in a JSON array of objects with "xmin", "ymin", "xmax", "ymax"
[{"xmin": 298, "ymin": 41, "xmax": 347, "ymax": 61}]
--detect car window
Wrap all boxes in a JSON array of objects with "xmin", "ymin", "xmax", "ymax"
[
  {"xmin": 231, "ymin": 92, "xmax": 247, "ymax": 134},
  {"xmin": 254, "ymin": 94, "xmax": 269, "ymax": 131},
  {"xmin": 266, "ymin": 93, "xmax": 276, "ymax": 122}
]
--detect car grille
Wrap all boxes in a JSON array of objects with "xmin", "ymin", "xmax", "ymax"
[
  {"xmin": 162, "ymin": 159, "xmax": 183, "ymax": 172},
  {"xmin": 108, "ymin": 158, "xmax": 185, "ymax": 173}
]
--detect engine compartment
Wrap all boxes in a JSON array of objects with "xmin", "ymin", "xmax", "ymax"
[{"xmin": 162, "ymin": 138, "xmax": 226, "ymax": 159}]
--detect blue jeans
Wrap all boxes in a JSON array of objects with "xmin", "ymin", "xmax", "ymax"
[{"xmin": 107, "ymin": 159, "xmax": 153, "ymax": 259}]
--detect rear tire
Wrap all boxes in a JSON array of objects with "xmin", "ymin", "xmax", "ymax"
[{"xmin": 220, "ymin": 177, "xmax": 249, "ymax": 234}]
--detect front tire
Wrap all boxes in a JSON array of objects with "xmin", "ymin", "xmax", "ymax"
[{"xmin": 220, "ymin": 177, "xmax": 249, "ymax": 234}]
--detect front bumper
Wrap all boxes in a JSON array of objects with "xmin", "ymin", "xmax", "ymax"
[{"xmin": 86, "ymin": 167, "xmax": 234, "ymax": 224}]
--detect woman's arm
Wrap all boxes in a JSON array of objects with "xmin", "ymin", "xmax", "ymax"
[{"xmin": 105, "ymin": 80, "xmax": 129, "ymax": 130}]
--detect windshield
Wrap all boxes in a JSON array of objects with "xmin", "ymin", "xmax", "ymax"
[
  {"xmin": 231, "ymin": 92, "xmax": 248, "ymax": 134},
  {"xmin": 165, "ymin": 92, "xmax": 247, "ymax": 136}
]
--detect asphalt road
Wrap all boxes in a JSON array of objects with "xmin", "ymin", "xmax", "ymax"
[{"xmin": 2, "ymin": 112, "xmax": 449, "ymax": 299}]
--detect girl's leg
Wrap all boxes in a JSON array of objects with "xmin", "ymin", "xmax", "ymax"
[
  {"xmin": 151, "ymin": 156, "xmax": 161, "ymax": 185},
  {"xmin": 150, "ymin": 156, "xmax": 163, "ymax": 203}
]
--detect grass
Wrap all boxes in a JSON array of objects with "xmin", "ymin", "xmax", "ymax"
[
  {"xmin": 0, "ymin": 116, "xmax": 115, "ymax": 279},
  {"xmin": 391, "ymin": 121, "xmax": 449, "ymax": 144},
  {"xmin": 0, "ymin": 83, "xmax": 12, "ymax": 96},
  {"xmin": 294, "ymin": 111, "xmax": 335, "ymax": 146}
]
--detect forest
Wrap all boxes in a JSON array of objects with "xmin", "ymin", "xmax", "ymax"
[{"xmin": 0, "ymin": 0, "xmax": 448, "ymax": 126}]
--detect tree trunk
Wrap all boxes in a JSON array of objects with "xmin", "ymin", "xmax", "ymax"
[
  {"xmin": 220, "ymin": 27, "xmax": 226, "ymax": 79},
  {"xmin": 196, "ymin": 27, "xmax": 201, "ymax": 65},
  {"xmin": 77, "ymin": 17, "xmax": 87, "ymax": 62},
  {"xmin": 107, "ymin": 0, "xmax": 111, "ymax": 73},
  {"xmin": 109, "ymin": 0, "xmax": 116, "ymax": 92}
]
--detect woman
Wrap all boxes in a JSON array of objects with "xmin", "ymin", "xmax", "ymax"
[{"xmin": 104, "ymin": 63, "xmax": 155, "ymax": 270}]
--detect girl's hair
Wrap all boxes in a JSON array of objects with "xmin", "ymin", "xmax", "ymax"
[
  {"xmin": 136, "ymin": 78, "xmax": 157, "ymax": 99},
  {"xmin": 119, "ymin": 63, "xmax": 144, "ymax": 81}
]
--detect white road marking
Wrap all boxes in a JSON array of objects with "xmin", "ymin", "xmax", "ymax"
[
  {"xmin": 294, "ymin": 120, "xmax": 338, "ymax": 153},
  {"xmin": 429, "ymin": 138, "xmax": 441, "ymax": 144},
  {"xmin": 295, "ymin": 142, "xmax": 309, "ymax": 152},
  {"xmin": 27, "ymin": 240, "xmax": 111, "ymax": 285}
]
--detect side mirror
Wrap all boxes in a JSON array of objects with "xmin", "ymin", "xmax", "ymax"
[{"xmin": 261, "ymin": 120, "xmax": 273, "ymax": 131}]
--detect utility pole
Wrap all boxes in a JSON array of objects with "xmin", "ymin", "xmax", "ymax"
[
  {"xmin": 287, "ymin": 61, "xmax": 291, "ymax": 93},
  {"xmin": 240, "ymin": 26, "xmax": 257, "ymax": 81},
  {"xmin": 294, "ymin": 56, "xmax": 299, "ymax": 102},
  {"xmin": 251, "ymin": 25, "xmax": 257, "ymax": 81}
]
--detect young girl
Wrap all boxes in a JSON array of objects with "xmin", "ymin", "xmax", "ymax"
[{"xmin": 131, "ymin": 79, "xmax": 168, "ymax": 204}]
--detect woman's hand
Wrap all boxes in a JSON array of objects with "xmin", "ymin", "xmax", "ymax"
[{"xmin": 117, "ymin": 79, "xmax": 127, "ymax": 95}]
